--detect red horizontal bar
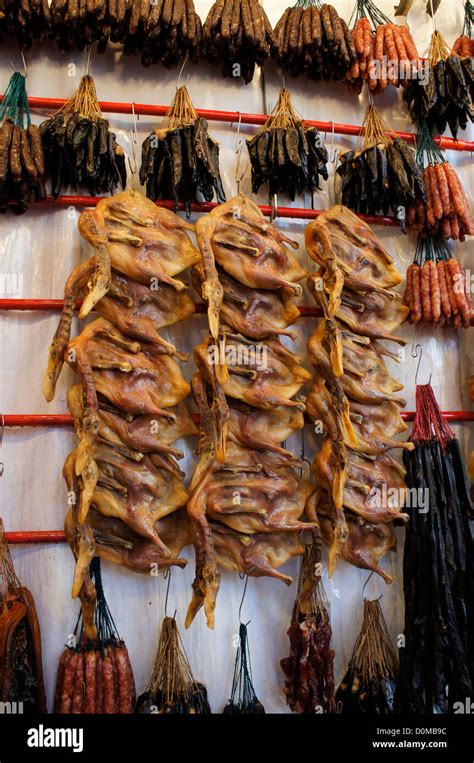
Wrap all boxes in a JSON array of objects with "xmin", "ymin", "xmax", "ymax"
[
  {"xmin": 28, "ymin": 196, "xmax": 399, "ymax": 226},
  {"xmin": 3, "ymin": 412, "xmax": 474, "ymax": 427},
  {"xmin": 23, "ymin": 95, "xmax": 474, "ymax": 153},
  {"xmin": 0, "ymin": 299, "xmax": 321, "ymax": 316},
  {"xmin": 6, "ymin": 531, "xmax": 66, "ymax": 544}
]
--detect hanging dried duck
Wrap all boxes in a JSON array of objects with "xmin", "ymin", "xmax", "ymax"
[
  {"xmin": 54, "ymin": 557, "xmax": 136, "ymax": 714},
  {"xmin": 346, "ymin": 0, "xmax": 421, "ymax": 95},
  {"xmin": 202, "ymin": 0, "xmax": 275, "ymax": 84},
  {"xmin": 406, "ymin": 122, "xmax": 474, "ymax": 240},
  {"xmin": 136, "ymin": 615, "xmax": 211, "ymax": 713},
  {"xmin": 246, "ymin": 88, "xmax": 328, "ymax": 204},
  {"xmin": 43, "ymin": 190, "xmax": 199, "ymax": 623},
  {"xmin": 223, "ymin": 619, "xmax": 265, "ymax": 713},
  {"xmin": 140, "ymin": 85, "xmax": 225, "ymax": 215},
  {"xmin": 128, "ymin": 0, "xmax": 202, "ymax": 67},
  {"xmin": 272, "ymin": 2, "xmax": 355, "ymax": 83},
  {"xmin": 0, "ymin": 0, "xmax": 48, "ymax": 48},
  {"xmin": 281, "ymin": 547, "xmax": 336, "ymax": 714},
  {"xmin": 336, "ymin": 104, "xmax": 425, "ymax": 226},
  {"xmin": 404, "ymin": 30, "xmax": 474, "ymax": 137},
  {"xmin": 404, "ymin": 235, "xmax": 473, "ymax": 329},
  {"xmin": 0, "ymin": 71, "xmax": 47, "ymax": 214},
  {"xmin": 397, "ymin": 384, "xmax": 474, "ymax": 713},
  {"xmin": 305, "ymin": 206, "xmax": 412, "ymax": 581},
  {"xmin": 39, "ymin": 75, "xmax": 126, "ymax": 198},
  {"xmin": 187, "ymin": 193, "xmax": 317, "ymax": 629},
  {"xmin": 0, "ymin": 519, "xmax": 46, "ymax": 713},
  {"xmin": 336, "ymin": 598, "xmax": 398, "ymax": 713}
]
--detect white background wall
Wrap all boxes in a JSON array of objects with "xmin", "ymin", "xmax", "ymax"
[{"xmin": 0, "ymin": 0, "xmax": 472, "ymax": 713}]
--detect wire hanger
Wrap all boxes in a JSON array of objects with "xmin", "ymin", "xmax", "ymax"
[
  {"xmin": 10, "ymin": 50, "xmax": 27, "ymax": 78},
  {"xmin": 234, "ymin": 111, "xmax": 245, "ymax": 194},
  {"xmin": 163, "ymin": 568, "xmax": 172, "ymax": 617},
  {"xmin": 238, "ymin": 573, "xmax": 250, "ymax": 624},
  {"xmin": 85, "ymin": 44, "xmax": 92, "ymax": 76},
  {"xmin": 176, "ymin": 54, "xmax": 190, "ymax": 90},
  {"xmin": 128, "ymin": 102, "xmax": 138, "ymax": 177},
  {"xmin": 411, "ymin": 342, "xmax": 432, "ymax": 386}
]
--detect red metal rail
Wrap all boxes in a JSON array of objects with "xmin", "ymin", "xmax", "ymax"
[
  {"xmin": 0, "ymin": 298, "xmax": 320, "ymax": 317},
  {"xmin": 23, "ymin": 95, "xmax": 474, "ymax": 153},
  {"xmin": 4, "ymin": 411, "xmax": 474, "ymax": 429},
  {"xmin": 29, "ymin": 196, "xmax": 399, "ymax": 226}
]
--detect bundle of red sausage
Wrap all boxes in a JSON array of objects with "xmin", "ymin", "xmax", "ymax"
[
  {"xmin": 406, "ymin": 162, "xmax": 474, "ymax": 241},
  {"xmin": 405, "ymin": 258, "xmax": 473, "ymax": 329},
  {"xmin": 452, "ymin": 35, "xmax": 474, "ymax": 57},
  {"xmin": 54, "ymin": 640, "xmax": 136, "ymax": 714},
  {"xmin": 346, "ymin": 18, "xmax": 420, "ymax": 94}
]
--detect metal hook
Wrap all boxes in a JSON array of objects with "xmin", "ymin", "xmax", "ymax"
[
  {"xmin": 176, "ymin": 54, "xmax": 189, "ymax": 90},
  {"xmin": 329, "ymin": 120, "xmax": 337, "ymax": 163},
  {"xmin": 234, "ymin": 135, "xmax": 245, "ymax": 195},
  {"xmin": 238, "ymin": 574, "xmax": 249, "ymax": 623},
  {"xmin": 411, "ymin": 342, "xmax": 432, "ymax": 387},
  {"xmin": 85, "ymin": 44, "xmax": 92, "ymax": 76},
  {"xmin": 163, "ymin": 568, "xmax": 172, "ymax": 616},
  {"xmin": 361, "ymin": 570, "xmax": 375, "ymax": 598},
  {"xmin": 270, "ymin": 193, "xmax": 278, "ymax": 222},
  {"xmin": 10, "ymin": 52, "xmax": 27, "ymax": 78}
]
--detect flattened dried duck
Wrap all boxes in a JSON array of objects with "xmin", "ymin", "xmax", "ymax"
[
  {"xmin": 187, "ymin": 193, "xmax": 317, "ymax": 628},
  {"xmin": 44, "ymin": 190, "xmax": 199, "ymax": 627},
  {"xmin": 305, "ymin": 205, "xmax": 411, "ymax": 581}
]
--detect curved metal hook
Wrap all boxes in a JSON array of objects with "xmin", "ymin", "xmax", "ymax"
[
  {"xmin": 238, "ymin": 574, "xmax": 249, "ymax": 623},
  {"xmin": 163, "ymin": 568, "xmax": 172, "ymax": 616},
  {"xmin": 176, "ymin": 55, "xmax": 189, "ymax": 90},
  {"xmin": 411, "ymin": 343, "xmax": 432, "ymax": 387},
  {"xmin": 361, "ymin": 570, "xmax": 375, "ymax": 599}
]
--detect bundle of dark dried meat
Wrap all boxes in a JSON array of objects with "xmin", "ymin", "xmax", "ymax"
[
  {"xmin": 396, "ymin": 384, "xmax": 474, "ymax": 713},
  {"xmin": 140, "ymin": 86, "xmax": 225, "ymax": 214},
  {"xmin": 202, "ymin": 0, "xmax": 275, "ymax": 84},
  {"xmin": 39, "ymin": 75, "xmax": 126, "ymax": 198},
  {"xmin": 0, "ymin": 519, "xmax": 46, "ymax": 713},
  {"xmin": 246, "ymin": 87, "xmax": 328, "ymax": 204},
  {"xmin": 336, "ymin": 598, "xmax": 398, "ymax": 713},
  {"xmin": 135, "ymin": 615, "xmax": 211, "ymax": 714}
]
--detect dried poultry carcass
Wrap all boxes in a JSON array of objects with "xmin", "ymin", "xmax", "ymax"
[
  {"xmin": 305, "ymin": 205, "xmax": 411, "ymax": 581},
  {"xmin": 187, "ymin": 194, "xmax": 319, "ymax": 629},
  {"xmin": 43, "ymin": 190, "xmax": 199, "ymax": 630}
]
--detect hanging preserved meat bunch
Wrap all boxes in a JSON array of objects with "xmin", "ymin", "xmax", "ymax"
[
  {"xmin": 125, "ymin": 0, "xmax": 202, "ymax": 67},
  {"xmin": 336, "ymin": 104, "xmax": 425, "ymax": 225},
  {"xmin": 246, "ymin": 88, "xmax": 328, "ymax": 204},
  {"xmin": 140, "ymin": 86, "xmax": 226, "ymax": 215},
  {"xmin": 39, "ymin": 75, "xmax": 126, "ymax": 198},
  {"xmin": 346, "ymin": 0, "xmax": 420, "ymax": 95},
  {"xmin": 43, "ymin": 190, "xmax": 199, "ymax": 629},
  {"xmin": 336, "ymin": 598, "xmax": 398, "ymax": 713},
  {"xmin": 54, "ymin": 558, "xmax": 136, "ymax": 713},
  {"xmin": 0, "ymin": 72, "xmax": 46, "ymax": 214},
  {"xmin": 223, "ymin": 621, "xmax": 265, "ymax": 713},
  {"xmin": 404, "ymin": 236, "xmax": 473, "ymax": 329},
  {"xmin": 0, "ymin": 0, "xmax": 48, "ymax": 48},
  {"xmin": 187, "ymin": 193, "xmax": 318, "ymax": 629},
  {"xmin": 305, "ymin": 206, "xmax": 411, "ymax": 582},
  {"xmin": 0, "ymin": 519, "xmax": 46, "ymax": 713},
  {"xmin": 272, "ymin": 2, "xmax": 355, "ymax": 83},
  {"xmin": 406, "ymin": 122, "xmax": 474, "ymax": 240},
  {"xmin": 136, "ymin": 615, "xmax": 211, "ymax": 713},
  {"xmin": 281, "ymin": 549, "xmax": 336, "ymax": 714},
  {"xmin": 404, "ymin": 30, "xmax": 474, "ymax": 138},
  {"xmin": 202, "ymin": 0, "xmax": 275, "ymax": 84},
  {"xmin": 397, "ymin": 384, "xmax": 474, "ymax": 713},
  {"xmin": 453, "ymin": 0, "xmax": 474, "ymax": 63}
]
